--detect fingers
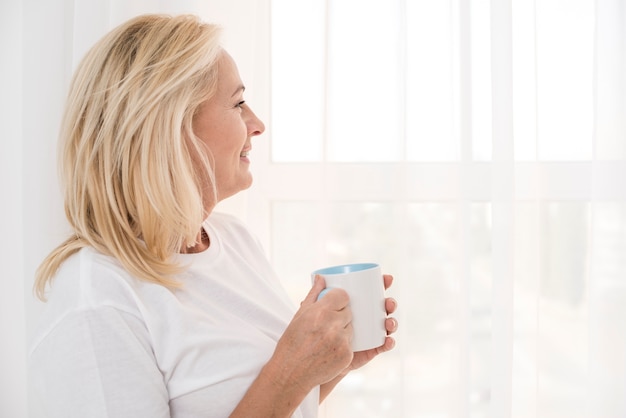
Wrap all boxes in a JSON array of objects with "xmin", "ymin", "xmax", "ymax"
[
  {"xmin": 385, "ymin": 317, "xmax": 398, "ymax": 335},
  {"xmin": 383, "ymin": 274, "xmax": 393, "ymax": 290},
  {"xmin": 298, "ymin": 275, "xmax": 351, "ymax": 328},
  {"xmin": 318, "ymin": 290, "xmax": 351, "ymax": 327},
  {"xmin": 382, "ymin": 275, "xmax": 398, "ymax": 336},
  {"xmin": 306, "ymin": 276, "xmax": 350, "ymax": 311},
  {"xmin": 383, "ymin": 281, "xmax": 398, "ymax": 336},
  {"xmin": 385, "ymin": 297, "xmax": 397, "ymax": 315},
  {"xmin": 300, "ymin": 275, "xmax": 327, "ymax": 306},
  {"xmin": 376, "ymin": 336, "xmax": 396, "ymax": 354}
]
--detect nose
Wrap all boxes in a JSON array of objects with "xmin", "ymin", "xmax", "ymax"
[{"xmin": 246, "ymin": 107, "xmax": 265, "ymax": 137}]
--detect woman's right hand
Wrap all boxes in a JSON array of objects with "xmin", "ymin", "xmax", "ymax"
[
  {"xmin": 269, "ymin": 275, "xmax": 354, "ymax": 393},
  {"xmin": 230, "ymin": 276, "xmax": 353, "ymax": 417}
]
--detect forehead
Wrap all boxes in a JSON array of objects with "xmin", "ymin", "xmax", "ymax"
[{"xmin": 216, "ymin": 50, "xmax": 243, "ymax": 91}]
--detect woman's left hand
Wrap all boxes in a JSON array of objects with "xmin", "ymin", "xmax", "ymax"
[{"xmin": 343, "ymin": 274, "xmax": 398, "ymax": 373}]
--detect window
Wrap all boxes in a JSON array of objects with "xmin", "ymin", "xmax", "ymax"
[{"xmin": 262, "ymin": 1, "xmax": 625, "ymax": 417}]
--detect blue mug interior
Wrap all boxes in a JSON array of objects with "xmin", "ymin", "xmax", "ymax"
[{"xmin": 313, "ymin": 263, "xmax": 378, "ymax": 275}]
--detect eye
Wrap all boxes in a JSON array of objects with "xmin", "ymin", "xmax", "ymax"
[{"xmin": 236, "ymin": 100, "xmax": 246, "ymax": 108}]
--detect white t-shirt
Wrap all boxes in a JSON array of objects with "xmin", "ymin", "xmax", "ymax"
[{"xmin": 29, "ymin": 212, "xmax": 319, "ymax": 417}]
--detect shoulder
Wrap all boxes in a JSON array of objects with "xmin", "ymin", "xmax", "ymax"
[
  {"xmin": 40, "ymin": 247, "xmax": 134, "ymax": 309},
  {"xmin": 30, "ymin": 247, "xmax": 152, "ymax": 350},
  {"xmin": 54, "ymin": 247, "xmax": 143, "ymax": 308}
]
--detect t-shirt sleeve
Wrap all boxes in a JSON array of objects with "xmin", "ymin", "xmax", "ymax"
[{"xmin": 29, "ymin": 306, "xmax": 170, "ymax": 418}]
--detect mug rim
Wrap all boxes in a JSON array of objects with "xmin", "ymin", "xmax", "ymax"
[{"xmin": 312, "ymin": 262, "xmax": 379, "ymax": 275}]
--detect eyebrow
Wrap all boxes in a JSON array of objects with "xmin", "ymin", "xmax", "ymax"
[{"xmin": 231, "ymin": 85, "xmax": 246, "ymax": 97}]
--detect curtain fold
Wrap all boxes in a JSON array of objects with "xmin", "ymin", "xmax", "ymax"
[
  {"xmin": 489, "ymin": 1, "xmax": 515, "ymax": 417},
  {"xmin": 588, "ymin": 1, "xmax": 626, "ymax": 417}
]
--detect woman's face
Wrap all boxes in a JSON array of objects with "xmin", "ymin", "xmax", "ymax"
[{"xmin": 193, "ymin": 50, "xmax": 265, "ymax": 205}]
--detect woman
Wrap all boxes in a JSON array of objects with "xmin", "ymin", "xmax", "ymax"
[{"xmin": 29, "ymin": 14, "xmax": 398, "ymax": 418}]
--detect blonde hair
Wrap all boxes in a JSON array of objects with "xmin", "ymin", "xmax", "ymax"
[{"xmin": 35, "ymin": 14, "xmax": 223, "ymax": 300}]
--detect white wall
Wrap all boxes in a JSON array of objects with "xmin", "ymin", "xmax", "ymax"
[{"xmin": 1, "ymin": 1, "xmax": 27, "ymax": 417}]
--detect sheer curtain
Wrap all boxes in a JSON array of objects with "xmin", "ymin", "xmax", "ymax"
[
  {"xmin": 267, "ymin": 1, "xmax": 626, "ymax": 417},
  {"xmin": 2, "ymin": 0, "xmax": 624, "ymax": 417}
]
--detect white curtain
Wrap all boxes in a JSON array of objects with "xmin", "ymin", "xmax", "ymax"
[
  {"xmin": 2, "ymin": 1, "xmax": 624, "ymax": 417},
  {"xmin": 267, "ymin": 1, "xmax": 626, "ymax": 418}
]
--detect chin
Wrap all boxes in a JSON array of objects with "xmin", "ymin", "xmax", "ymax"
[
  {"xmin": 218, "ymin": 177, "xmax": 253, "ymax": 201},
  {"xmin": 239, "ymin": 174, "xmax": 253, "ymax": 191}
]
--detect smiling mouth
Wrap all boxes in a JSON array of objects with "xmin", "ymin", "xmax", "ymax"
[{"xmin": 240, "ymin": 150, "xmax": 250, "ymax": 157}]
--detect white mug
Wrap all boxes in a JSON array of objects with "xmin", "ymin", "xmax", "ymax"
[{"xmin": 312, "ymin": 263, "xmax": 386, "ymax": 352}]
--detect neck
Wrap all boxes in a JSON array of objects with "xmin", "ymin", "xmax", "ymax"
[{"xmin": 180, "ymin": 227, "xmax": 210, "ymax": 253}]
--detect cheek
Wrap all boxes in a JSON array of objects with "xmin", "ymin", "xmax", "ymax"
[
  {"xmin": 227, "ymin": 123, "xmax": 248, "ymax": 156},
  {"xmin": 197, "ymin": 116, "xmax": 247, "ymax": 164}
]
